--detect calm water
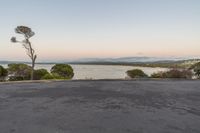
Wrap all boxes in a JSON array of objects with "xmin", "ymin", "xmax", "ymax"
[{"xmin": 1, "ymin": 64, "xmax": 168, "ymax": 79}]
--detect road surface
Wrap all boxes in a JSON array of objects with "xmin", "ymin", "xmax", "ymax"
[{"xmin": 0, "ymin": 80, "xmax": 200, "ymax": 133}]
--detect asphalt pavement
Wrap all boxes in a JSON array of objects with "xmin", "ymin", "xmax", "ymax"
[{"xmin": 0, "ymin": 80, "xmax": 200, "ymax": 133}]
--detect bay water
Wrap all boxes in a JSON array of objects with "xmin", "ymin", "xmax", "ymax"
[{"xmin": 1, "ymin": 64, "xmax": 167, "ymax": 79}]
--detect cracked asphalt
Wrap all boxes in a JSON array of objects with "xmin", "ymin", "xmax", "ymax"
[{"xmin": 0, "ymin": 80, "xmax": 200, "ymax": 133}]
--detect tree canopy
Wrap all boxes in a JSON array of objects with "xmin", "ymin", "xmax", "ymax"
[{"xmin": 15, "ymin": 26, "xmax": 35, "ymax": 38}]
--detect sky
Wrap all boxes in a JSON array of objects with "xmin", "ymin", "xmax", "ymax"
[{"xmin": 0, "ymin": 0, "xmax": 199, "ymax": 61}]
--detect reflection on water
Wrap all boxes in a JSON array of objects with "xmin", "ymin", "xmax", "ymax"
[{"xmin": 1, "ymin": 64, "xmax": 168, "ymax": 79}]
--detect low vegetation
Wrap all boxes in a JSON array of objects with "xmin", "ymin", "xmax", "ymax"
[
  {"xmin": 142, "ymin": 62, "xmax": 200, "ymax": 79},
  {"xmin": 1, "ymin": 62, "xmax": 200, "ymax": 82},
  {"xmin": 51, "ymin": 64, "xmax": 74, "ymax": 79},
  {"xmin": 151, "ymin": 68, "xmax": 193, "ymax": 79},
  {"xmin": 189, "ymin": 62, "xmax": 200, "ymax": 79},
  {"xmin": 33, "ymin": 69, "xmax": 49, "ymax": 80},
  {"xmin": 7, "ymin": 64, "xmax": 32, "ymax": 81},
  {"xmin": 126, "ymin": 61, "xmax": 200, "ymax": 79},
  {"xmin": 0, "ymin": 65, "xmax": 8, "ymax": 81},
  {"xmin": 126, "ymin": 69, "xmax": 148, "ymax": 78},
  {"xmin": 126, "ymin": 67, "xmax": 194, "ymax": 79},
  {"xmin": 0, "ymin": 63, "xmax": 74, "ymax": 82},
  {"xmin": 42, "ymin": 73, "xmax": 55, "ymax": 80}
]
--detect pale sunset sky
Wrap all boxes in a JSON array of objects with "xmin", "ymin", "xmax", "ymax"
[{"xmin": 0, "ymin": 0, "xmax": 199, "ymax": 61}]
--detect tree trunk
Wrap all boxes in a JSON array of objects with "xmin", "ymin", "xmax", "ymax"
[
  {"xmin": 31, "ymin": 61, "xmax": 34, "ymax": 80},
  {"xmin": 31, "ymin": 55, "xmax": 36, "ymax": 80},
  {"xmin": 26, "ymin": 39, "xmax": 36, "ymax": 80}
]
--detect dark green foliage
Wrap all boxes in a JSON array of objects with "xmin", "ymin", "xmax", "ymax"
[
  {"xmin": 41, "ymin": 74, "xmax": 55, "ymax": 80},
  {"xmin": 0, "ymin": 65, "xmax": 8, "ymax": 77},
  {"xmin": 0, "ymin": 65, "xmax": 8, "ymax": 81},
  {"xmin": 9, "ymin": 76, "xmax": 24, "ymax": 81},
  {"xmin": 126, "ymin": 69, "xmax": 148, "ymax": 78},
  {"xmin": 51, "ymin": 73, "xmax": 65, "ymax": 79},
  {"xmin": 151, "ymin": 71, "xmax": 163, "ymax": 78},
  {"xmin": 189, "ymin": 62, "xmax": 200, "ymax": 78},
  {"xmin": 51, "ymin": 64, "xmax": 74, "ymax": 79},
  {"xmin": 34, "ymin": 69, "xmax": 49, "ymax": 80},
  {"xmin": 194, "ymin": 69, "xmax": 200, "ymax": 78},
  {"xmin": 151, "ymin": 69, "xmax": 193, "ymax": 79},
  {"xmin": 7, "ymin": 64, "xmax": 31, "ymax": 80},
  {"xmin": 165, "ymin": 69, "xmax": 192, "ymax": 78}
]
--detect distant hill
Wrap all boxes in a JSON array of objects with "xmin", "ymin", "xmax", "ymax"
[
  {"xmin": 0, "ymin": 61, "xmax": 29, "ymax": 64},
  {"xmin": 71, "ymin": 57, "xmax": 199, "ymax": 63},
  {"xmin": 0, "ymin": 57, "xmax": 200, "ymax": 68},
  {"xmin": 70, "ymin": 57, "xmax": 200, "ymax": 68}
]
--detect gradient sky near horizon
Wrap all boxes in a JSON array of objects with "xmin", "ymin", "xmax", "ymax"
[{"xmin": 0, "ymin": 0, "xmax": 199, "ymax": 61}]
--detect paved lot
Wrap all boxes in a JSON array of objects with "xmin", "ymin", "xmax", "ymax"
[{"xmin": 0, "ymin": 80, "xmax": 200, "ymax": 133}]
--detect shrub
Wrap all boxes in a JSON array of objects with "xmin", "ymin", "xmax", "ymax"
[
  {"xmin": 151, "ymin": 71, "xmax": 163, "ymax": 78},
  {"xmin": 0, "ymin": 65, "xmax": 8, "ymax": 81},
  {"xmin": 51, "ymin": 64, "xmax": 74, "ymax": 79},
  {"xmin": 41, "ymin": 73, "xmax": 55, "ymax": 80},
  {"xmin": 194, "ymin": 69, "xmax": 200, "ymax": 78},
  {"xmin": 41, "ymin": 73, "xmax": 65, "ymax": 80},
  {"xmin": 165, "ymin": 69, "xmax": 192, "ymax": 79},
  {"xmin": 7, "ymin": 64, "xmax": 32, "ymax": 80},
  {"xmin": 0, "ymin": 65, "xmax": 8, "ymax": 77},
  {"xmin": 51, "ymin": 73, "xmax": 65, "ymax": 79},
  {"xmin": 9, "ymin": 76, "xmax": 24, "ymax": 81},
  {"xmin": 126, "ymin": 69, "xmax": 148, "ymax": 78},
  {"xmin": 180, "ymin": 69, "xmax": 193, "ymax": 79},
  {"xmin": 34, "ymin": 69, "xmax": 49, "ymax": 80},
  {"xmin": 189, "ymin": 62, "xmax": 200, "ymax": 78},
  {"xmin": 151, "ymin": 68, "xmax": 193, "ymax": 79}
]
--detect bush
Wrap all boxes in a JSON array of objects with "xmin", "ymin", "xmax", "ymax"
[
  {"xmin": 0, "ymin": 65, "xmax": 8, "ymax": 77},
  {"xmin": 51, "ymin": 73, "xmax": 65, "ymax": 79},
  {"xmin": 189, "ymin": 62, "xmax": 200, "ymax": 78},
  {"xmin": 9, "ymin": 76, "xmax": 24, "ymax": 81},
  {"xmin": 151, "ymin": 71, "xmax": 163, "ymax": 78},
  {"xmin": 151, "ymin": 68, "xmax": 193, "ymax": 79},
  {"xmin": 51, "ymin": 64, "xmax": 74, "ymax": 79},
  {"xmin": 34, "ymin": 69, "xmax": 49, "ymax": 80},
  {"xmin": 41, "ymin": 73, "xmax": 55, "ymax": 80},
  {"xmin": 41, "ymin": 73, "xmax": 66, "ymax": 80},
  {"xmin": 180, "ymin": 69, "xmax": 193, "ymax": 79},
  {"xmin": 7, "ymin": 64, "xmax": 32, "ymax": 80},
  {"xmin": 126, "ymin": 69, "xmax": 148, "ymax": 78},
  {"xmin": 0, "ymin": 65, "xmax": 8, "ymax": 81}
]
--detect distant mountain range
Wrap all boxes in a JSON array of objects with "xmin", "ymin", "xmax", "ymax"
[
  {"xmin": 0, "ymin": 57, "xmax": 199, "ymax": 65},
  {"xmin": 72, "ymin": 57, "xmax": 193, "ymax": 63}
]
